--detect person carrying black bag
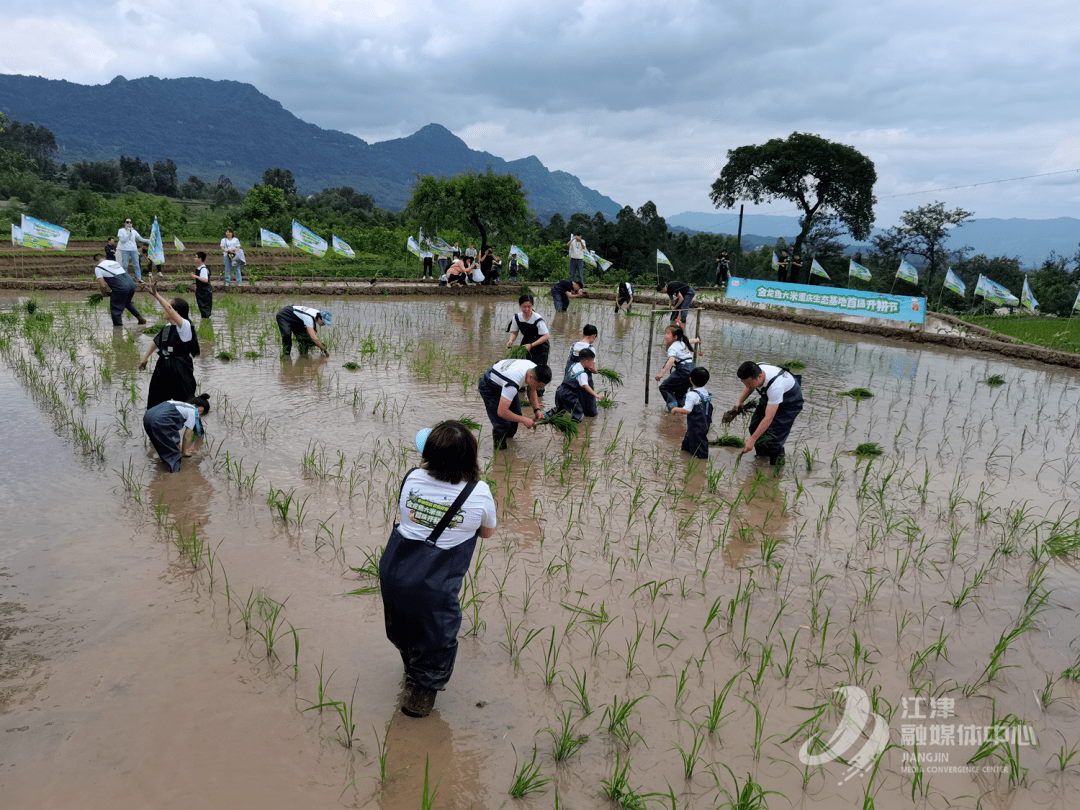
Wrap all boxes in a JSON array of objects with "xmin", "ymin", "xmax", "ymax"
[{"xmin": 379, "ymin": 421, "xmax": 497, "ymax": 718}]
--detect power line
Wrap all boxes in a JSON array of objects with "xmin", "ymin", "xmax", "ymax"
[{"xmin": 876, "ymin": 167, "xmax": 1080, "ymax": 200}]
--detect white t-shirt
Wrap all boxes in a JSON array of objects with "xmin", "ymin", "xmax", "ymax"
[
  {"xmin": 569, "ymin": 340, "xmax": 597, "ymax": 365},
  {"xmin": 507, "ymin": 312, "xmax": 549, "ymax": 336},
  {"xmin": 758, "ymin": 364, "xmax": 797, "ymax": 405},
  {"xmin": 220, "ymin": 237, "xmax": 240, "ymax": 255},
  {"xmin": 196, "ymin": 265, "xmax": 209, "ymax": 281},
  {"xmin": 667, "ymin": 343, "xmax": 694, "ymax": 363},
  {"xmin": 397, "ymin": 469, "xmax": 497, "ymax": 549},
  {"xmin": 166, "ymin": 400, "xmax": 200, "ymax": 430},
  {"xmin": 684, "ymin": 387, "xmax": 712, "ymax": 412},
  {"xmin": 95, "ymin": 259, "xmax": 127, "ymax": 278},
  {"xmin": 471, "ymin": 265, "xmax": 485, "ymax": 282},
  {"xmin": 116, "ymin": 227, "xmax": 147, "ymax": 251},
  {"xmin": 567, "ymin": 363, "xmax": 590, "ymax": 387},
  {"xmin": 488, "ymin": 359, "xmax": 536, "ymax": 398},
  {"xmin": 568, "ymin": 237, "xmax": 586, "ymax": 260},
  {"xmin": 290, "ymin": 306, "xmax": 321, "ymax": 329}
]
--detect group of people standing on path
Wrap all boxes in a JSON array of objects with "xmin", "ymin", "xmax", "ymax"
[{"xmin": 420, "ymin": 241, "xmax": 520, "ymax": 286}]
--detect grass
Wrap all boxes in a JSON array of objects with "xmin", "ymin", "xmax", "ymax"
[
  {"xmin": 507, "ymin": 746, "xmax": 552, "ymax": 797},
  {"xmin": 968, "ymin": 314, "xmax": 1080, "ymax": 353}
]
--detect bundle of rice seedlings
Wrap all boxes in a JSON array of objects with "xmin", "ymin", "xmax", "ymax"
[
  {"xmin": 596, "ymin": 368, "xmax": 623, "ymax": 386},
  {"xmin": 173, "ymin": 282, "xmax": 189, "ymax": 294},
  {"xmin": 342, "ymin": 361, "xmax": 360, "ymax": 370},
  {"xmin": 537, "ymin": 412, "xmax": 579, "ymax": 439},
  {"xmin": 87, "ymin": 292, "xmax": 105, "ymax": 306},
  {"xmin": 711, "ymin": 435, "xmax": 745, "ymax": 448},
  {"xmin": 855, "ymin": 442, "xmax": 884, "ymax": 458},
  {"xmin": 839, "ymin": 387, "xmax": 874, "ymax": 400},
  {"xmin": 783, "ymin": 359, "xmax": 807, "ymax": 370},
  {"xmin": 143, "ymin": 323, "xmax": 165, "ymax": 336},
  {"xmin": 984, "ymin": 374, "xmax": 1006, "ymax": 387},
  {"xmin": 507, "ymin": 345, "xmax": 529, "ymax": 359},
  {"xmin": 457, "ymin": 416, "xmax": 482, "ymax": 431},
  {"xmin": 245, "ymin": 351, "xmax": 262, "ymax": 359},
  {"xmin": 597, "ymin": 397, "xmax": 617, "ymax": 409},
  {"xmin": 216, "ymin": 351, "xmax": 234, "ymax": 361}
]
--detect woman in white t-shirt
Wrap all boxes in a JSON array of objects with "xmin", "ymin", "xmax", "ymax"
[
  {"xmin": 379, "ymin": 421, "xmax": 496, "ymax": 718},
  {"xmin": 143, "ymin": 394, "xmax": 210, "ymax": 473},
  {"xmin": 220, "ymin": 229, "xmax": 242, "ymax": 286},
  {"xmin": 139, "ymin": 282, "xmax": 200, "ymax": 408}
]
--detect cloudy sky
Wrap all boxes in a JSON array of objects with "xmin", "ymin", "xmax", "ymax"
[{"xmin": 3, "ymin": 0, "xmax": 1079, "ymax": 229}]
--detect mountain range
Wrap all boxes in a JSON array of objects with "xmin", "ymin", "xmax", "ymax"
[
  {"xmin": 668, "ymin": 212, "xmax": 1080, "ymax": 269},
  {"xmin": 0, "ymin": 73, "xmax": 621, "ymax": 221}
]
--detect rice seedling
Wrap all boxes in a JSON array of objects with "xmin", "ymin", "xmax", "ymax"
[
  {"xmin": 985, "ymin": 374, "xmax": 1006, "ymax": 387},
  {"xmin": 600, "ymin": 750, "xmax": 648, "ymax": 809},
  {"xmin": 143, "ymin": 322, "xmax": 165, "ymax": 336},
  {"xmin": 457, "ymin": 415, "xmax": 482, "ymax": 431},
  {"xmin": 420, "ymin": 755, "xmax": 441, "ymax": 810},
  {"xmin": 342, "ymin": 361, "xmax": 360, "ymax": 370},
  {"xmin": 563, "ymin": 664, "xmax": 592, "ymax": 716},
  {"xmin": 597, "ymin": 367, "xmax": 624, "ymax": 385},
  {"xmin": 711, "ymin": 435, "xmax": 745, "ymax": 447},
  {"xmin": 537, "ymin": 411, "xmax": 580, "ymax": 439},
  {"xmin": 783, "ymin": 359, "xmax": 806, "ymax": 370},
  {"xmin": 544, "ymin": 708, "xmax": 588, "ymax": 761},
  {"xmin": 713, "ymin": 765, "xmax": 779, "ymax": 810},
  {"xmin": 838, "ymin": 386, "xmax": 872, "ymax": 399},
  {"xmin": 507, "ymin": 746, "xmax": 552, "ymax": 797},
  {"xmin": 670, "ymin": 719, "xmax": 706, "ymax": 781},
  {"xmin": 854, "ymin": 442, "xmax": 883, "ymax": 458},
  {"xmin": 216, "ymin": 351, "xmax": 234, "ymax": 360},
  {"xmin": 507, "ymin": 345, "xmax": 529, "ymax": 359},
  {"xmin": 87, "ymin": 292, "xmax": 104, "ymax": 306},
  {"xmin": 698, "ymin": 669, "xmax": 742, "ymax": 736}
]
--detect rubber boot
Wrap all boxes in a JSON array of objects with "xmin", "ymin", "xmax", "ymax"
[{"xmin": 401, "ymin": 685, "xmax": 438, "ymax": 718}]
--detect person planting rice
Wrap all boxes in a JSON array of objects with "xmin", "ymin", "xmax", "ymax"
[
  {"xmin": 549, "ymin": 279, "xmax": 584, "ymax": 312},
  {"xmin": 139, "ymin": 281, "xmax": 200, "ymax": 409},
  {"xmin": 565, "ymin": 323, "xmax": 599, "ymax": 373},
  {"xmin": 669, "ymin": 366, "xmax": 714, "ymax": 459},
  {"xmin": 549, "ymin": 348, "xmax": 604, "ymax": 423},
  {"xmin": 93, "ymin": 253, "xmax": 147, "ymax": 327},
  {"xmin": 142, "ymin": 394, "xmax": 210, "ymax": 473},
  {"xmin": 379, "ymin": 421, "xmax": 497, "ymax": 718},
  {"xmin": 657, "ymin": 280, "xmax": 695, "ymax": 327},
  {"xmin": 615, "ymin": 280, "xmax": 634, "ymax": 313},
  {"xmin": 654, "ymin": 325, "xmax": 701, "ymax": 409},
  {"xmin": 189, "ymin": 251, "xmax": 213, "ymax": 318},
  {"xmin": 728, "ymin": 361, "xmax": 804, "ymax": 465},
  {"xmin": 477, "ymin": 358, "xmax": 552, "ymax": 450},
  {"xmin": 275, "ymin": 305, "xmax": 332, "ymax": 356},
  {"xmin": 505, "ymin": 295, "xmax": 550, "ymax": 366}
]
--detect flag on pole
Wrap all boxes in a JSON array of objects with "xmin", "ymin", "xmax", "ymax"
[
  {"xmin": 148, "ymin": 216, "xmax": 165, "ymax": 266},
  {"xmin": 292, "ymin": 220, "xmax": 327, "ymax": 257},
  {"xmin": 974, "ymin": 274, "xmax": 1019, "ymax": 306},
  {"xmin": 406, "ymin": 236, "xmax": 421, "ymax": 258},
  {"xmin": 1021, "ymin": 277, "xmax": 1039, "ymax": 312},
  {"xmin": 810, "ymin": 259, "xmax": 830, "ymax": 280},
  {"xmin": 1073, "ymin": 288, "xmax": 1080, "ymax": 314},
  {"xmin": 772, "ymin": 252, "xmax": 779, "ymax": 271},
  {"xmin": 20, "ymin": 214, "xmax": 70, "ymax": 251},
  {"xmin": 656, "ymin": 249, "xmax": 673, "ymax": 267},
  {"xmin": 174, "ymin": 236, "xmax": 185, "ymax": 252},
  {"xmin": 896, "ymin": 260, "xmax": 919, "ymax": 284},
  {"xmin": 11, "ymin": 224, "xmax": 22, "ymax": 245},
  {"xmin": 510, "ymin": 244, "xmax": 529, "ymax": 269},
  {"xmin": 943, "ymin": 268, "xmax": 966, "ymax": 296},
  {"xmin": 332, "ymin": 235, "xmax": 355, "ymax": 258},
  {"xmin": 260, "ymin": 228, "xmax": 289, "ymax": 248},
  {"xmin": 848, "ymin": 259, "xmax": 872, "ymax": 281}
]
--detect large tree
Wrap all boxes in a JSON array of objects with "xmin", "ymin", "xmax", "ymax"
[
  {"xmin": 710, "ymin": 132, "xmax": 877, "ymax": 283},
  {"xmin": 406, "ymin": 167, "xmax": 532, "ymax": 253},
  {"xmin": 872, "ymin": 202, "xmax": 973, "ymax": 297}
]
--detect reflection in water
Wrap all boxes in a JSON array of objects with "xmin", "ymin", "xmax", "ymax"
[
  {"xmin": 279, "ymin": 353, "xmax": 330, "ymax": 391},
  {"xmin": 723, "ymin": 462, "xmax": 793, "ymax": 568},
  {"xmin": 378, "ymin": 683, "xmax": 486, "ymax": 810},
  {"xmin": 147, "ymin": 435, "xmax": 214, "ymax": 531}
]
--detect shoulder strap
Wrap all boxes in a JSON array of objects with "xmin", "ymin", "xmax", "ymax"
[
  {"xmin": 424, "ymin": 481, "xmax": 478, "ymax": 546},
  {"xmin": 760, "ymin": 367, "xmax": 790, "ymax": 397},
  {"xmin": 397, "ymin": 467, "xmax": 420, "ymax": 504}
]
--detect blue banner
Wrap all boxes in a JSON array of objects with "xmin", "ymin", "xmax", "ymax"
[
  {"xmin": 148, "ymin": 217, "xmax": 165, "ymax": 265},
  {"xmin": 726, "ymin": 277, "xmax": 926, "ymax": 324}
]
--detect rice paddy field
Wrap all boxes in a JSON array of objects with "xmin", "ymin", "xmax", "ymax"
[
  {"xmin": 1, "ymin": 291, "xmax": 1079, "ymax": 809},
  {"xmin": 968, "ymin": 315, "xmax": 1080, "ymax": 354}
]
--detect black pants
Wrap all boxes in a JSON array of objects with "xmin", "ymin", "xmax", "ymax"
[
  {"xmin": 380, "ymin": 526, "xmax": 477, "ymax": 691},
  {"xmin": 105, "ymin": 273, "xmax": 142, "ymax": 326},
  {"xmin": 749, "ymin": 382, "xmax": 804, "ymax": 459},
  {"xmin": 143, "ymin": 402, "xmax": 186, "ymax": 473},
  {"xmin": 479, "ymin": 373, "xmax": 521, "ymax": 449},
  {"xmin": 659, "ymin": 365, "xmax": 693, "ymax": 408}
]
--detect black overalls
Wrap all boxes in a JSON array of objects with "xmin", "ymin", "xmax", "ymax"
[
  {"xmin": 99, "ymin": 264, "xmax": 143, "ymax": 326},
  {"xmin": 554, "ymin": 362, "xmax": 593, "ymax": 422},
  {"xmin": 194, "ymin": 266, "xmax": 213, "ymax": 317},
  {"xmin": 681, "ymin": 388, "xmax": 714, "ymax": 459},
  {"xmin": 143, "ymin": 400, "xmax": 199, "ymax": 473},
  {"xmin": 748, "ymin": 368, "xmax": 804, "ymax": 462},
  {"xmin": 478, "ymin": 366, "xmax": 526, "ymax": 449},
  {"xmin": 511, "ymin": 313, "xmax": 550, "ymax": 367},
  {"xmin": 276, "ymin": 306, "xmax": 318, "ymax": 353},
  {"xmin": 659, "ymin": 349, "xmax": 695, "ymax": 408},
  {"xmin": 147, "ymin": 322, "xmax": 199, "ymax": 409},
  {"xmin": 380, "ymin": 470, "xmax": 479, "ymax": 692}
]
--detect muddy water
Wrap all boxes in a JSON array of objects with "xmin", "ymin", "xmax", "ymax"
[{"xmin": 2, "ymin": 292, "xmax": 1079, "ymax": 809}]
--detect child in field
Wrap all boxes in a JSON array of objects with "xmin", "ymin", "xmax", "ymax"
[
  {"xmin": 565, "ymin": 323, "xmax": 599, "ymax": 372},
  {"xmin": 615, "ymin": 281, "xmax": 633, "ymax": 313},
  {"xmin": 505, "ymin": 295, "xmax": 550, "ymax": 366},
  {"xmin": 654, "ymin": 325, "xmax": 700, "ymax": 409},
  {"xmin": 550, "ymin": 348, "xmax": 604, "ymax": 422},
  {"xmin": 670, "ymin": 367, "xmax": 713, "ymax": 459}
]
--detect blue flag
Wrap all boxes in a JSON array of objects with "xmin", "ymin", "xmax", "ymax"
[{"xmin": 943, "ymin": 268, "xmax": 966, "ymax": 296}]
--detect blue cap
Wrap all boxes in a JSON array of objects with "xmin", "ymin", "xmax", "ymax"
[
  {"xmin": 319, "ymin": 309, "xmax": 333, "ymax": 326},
  {"xmin": 415, "ymin": 427, "xmax": 433, "ymax": 453}
]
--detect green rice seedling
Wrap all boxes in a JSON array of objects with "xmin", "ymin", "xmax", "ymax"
[
  {"xmin": 596, "ymin": 368, "xmax": 623, "ymax": 385},
  {"xmin": 420, "ymin": 755, "xmax": 441, "ymax": 810},
  {"xmin": 1064, "ymin": 654, "xmax": 1080, "ymax": 681},
  {"xmin": 782, "ymin": 359, "xmax": 806, "ymax": 370},
  {"xmin": 235, "ymin": 588, "xmax": 257, "ymax": 632},
  {"xmin": 601, "ymin": 693, "xmax": 646, "ymax": 738},
  {"xmin": 244, "ymin": 350, "xmax": 262, "ymax": 359},
  {"xmin": 143, "ymin": 322, "xmax": 164, "ymax": 336},
  {"xmin": 457, "ymin": 415, "xmax": 482, "ymax": 431},
  {"xmin": 711, "ymin": 435, "xmax": 745, "ymax": 447},
  {"xmin": 1049, "ymin": 734, "xmax": 1079, "ymax": 773},
  {"xmin": 597, "ymin": 397, "xmax": 618, "ymax": 408},
  {"xmin": 507, "ymin": 345, "xmax": 529, "ymax": 359},
  {"xmin": 87, "ymin": 292, "xmax": 104, "ymax": 306},
  {"xmin": 713, "ymin": 764, "xmax": 779, "ymax": 810},
  {"xmin": 600, "ymin": 750, "xmax": 648, "ymax": 809},
  {"xmin": 544, "ymin": 708, "xmax": 588, "ymax": 761},
  {"xmin": 698, "ymin": 669, "xmax": 742, "ymax": 735},
  {"xmin": 266, "ymin": 487, "xmax": 295, "ymax": 521},
  {"xmin": 740, "ymin": 696, "xmax": 770, "ymax": 759},
  {"xmin": 985, "ymin": 374, "xmax": 1006, "ymax": 386},
  {"xmin": 342, "ymin": 361, "xmax": 360, "ymax": 370},
  {"xmin": 855, "ymin": 442, "xmax": 884, "ymax": 458},
  {"xmin": 314, "ymin": 653, "xmax": 336, "ymax": 711},
  {"xmin": 507, "ymin": 746, "xmax": 552, "ymax": 797},
  {"xmin": 839, "ymin": 387, "xmax": 874, "ymax": 400},
  {"xmin": 563, "ymin": 664, "xmax": 591, "ymax": 716},
  {"xmin": 1045, "ymin": 530, "xmax": 1080, "ymax": 557},
  {"xmin": 539, "ymin": 626, "xmax": 562, "ymax": 686},
  {"xmin": 216, "ymin": 350, "xmax": 234, "ymax": 360},
  {"xmin": 670, "ymin": 719, "xmax": 706, "ymax": 781},
  {"xmin": 253, "ymin": 592, "xmax": 289, "ymax": 660},
  {"xmin": 537, "ymin": 412, "xmax": 579, "ymax": 439}
]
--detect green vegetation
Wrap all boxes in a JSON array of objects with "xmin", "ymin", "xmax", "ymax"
[
  {"xmin": 985, "ymin": 374, "xmax": 1006, "ymax": 387},
  {"xmin": 854, "ymin": 442, "xmax": 884, "ymax": 458},
  {"xmin": 839, "ymin": 387, "xmax": 874, "ymax": 400},
  {"xmin": 968, "ymin": 316, "xmax": 1080, "ymax": 353}
]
